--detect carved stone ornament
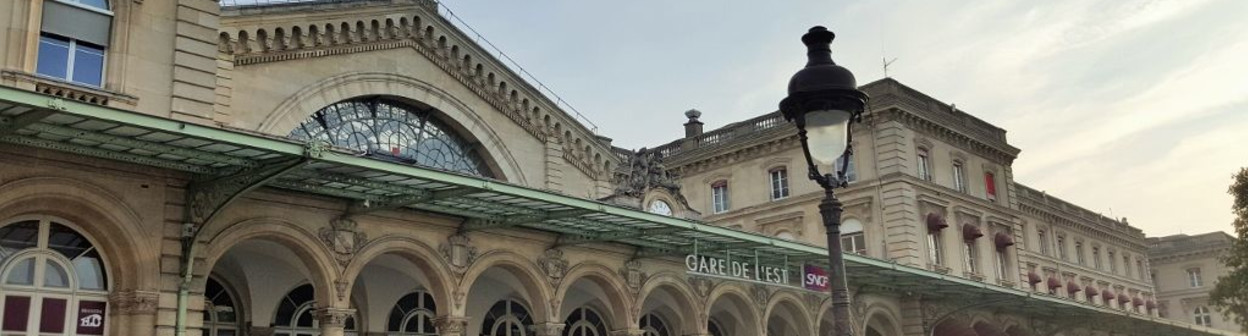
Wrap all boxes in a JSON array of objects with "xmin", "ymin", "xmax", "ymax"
[
  {"xmin": 619, "ymin": 260, "xmax": 647, "ymax": 294},
  {"xmin": 532, "ymin": 322, "xmax": 567, "ymax": 336},
  {"xmin": 689, "ymin": 276, "xmax": 715, "ymax": 300},
  {"xmin": 439, "ymin": 233, "xmax": 479, "ymax": 275},
  {"xmin": 612, "ymin": 147, "xmax": 681, "ymax": 198},
  {"xmin": 921, "ymin": 300, "xmax": 968, "ymax": 332},
  {"xmin": 537, "ymin": 248, "xmax": 569, "ymax": 286},
  {"xmin": 750, "ymin": 284, "xmax": 772, "ymax": 308},
  {"xmin": 314, "ymin": 307, "xmax": 356, "ymax": 327},
  {"xmin": 434, "ymin": 316, "xmax": 469, "ymax": 336},
  {"xmin": 108, "ymin": 290, "xmax": 159, "ymax": 315},
  {"xmin": 320, "ymin": 217, "xmax": 368, "ymax": 267},
  {"xmin": 334, "ymin": 280, "xmax": 350, "ymax": 302}
]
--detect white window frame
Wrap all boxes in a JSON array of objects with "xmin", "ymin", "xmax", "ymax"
[
  {"xmin": 917, "ymin": 148, "xmax": 932, "ymax": 181},
  {"xmin": 1194, "ymin": 306, "xmax": 1212, "ymax": 327},
  {"xmin": 995, "ymin": 249, "xmax": 1009, "ymax": 281},
  {"xmin": 952, "ymin": 161, "xmax": 966, "ymax": 192},
  {"xmin": 964, "ymin": 240, "xmax": 978, "ymax": 274},
  {"xmin": 1075, "ymin": 241, "xmax": 1085, "ymax": 265},
  {"xmin": 1056, "ymin": 235, "xmax": 1066, "ymax": 260},
  {"xmin": 1037, "ymin": 230, "xmax": 1049, "ymax": 255},
  {"xmin": 711, "ymin": 182, "xmax": 729, "ymax": 214},
  {"xmin": 928, "ymin": 231, "xmax": 943, "ymax": 266},
  {"xmin": 769, "ymin": 168, "xmax": 789, "ymax": 201},
  {"xmin": 1188, "ymin": 268, "xmax": 1203, "ymax": 287},
  {"xmin": 36, "ymin": 34, "xmax": 107, "ymax": 87}
]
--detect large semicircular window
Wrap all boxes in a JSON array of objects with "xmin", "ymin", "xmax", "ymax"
[{"xmin": 290, "ymin": 97, "xmax": 492, "ymax": 177}]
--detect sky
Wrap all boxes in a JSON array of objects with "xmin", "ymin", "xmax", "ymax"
[{"xmin": 434, "ymin": 0, "xmax": 1248, "ymax": 237}]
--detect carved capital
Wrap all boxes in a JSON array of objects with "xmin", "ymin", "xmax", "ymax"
[
  {"xmin": 109, "ymin": 290, "xmax": 159, "ymax": 315},
  {"xmin": 532, "ymin": 322, "xmax": 567, "ymax": 336},
  {"xmin": 314, "ymin": 307, "xmax": 356, "ymax": 327},
  {"xmin": 434, "ymin": 316, "xmax": 469, "ymax": 336}
]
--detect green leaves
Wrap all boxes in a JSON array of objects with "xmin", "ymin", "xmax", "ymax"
[{"xmin": 1210, "ymin": 168, "xmax": 1248, "ymax": 330}]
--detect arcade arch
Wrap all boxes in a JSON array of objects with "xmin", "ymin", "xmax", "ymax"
[
  {"xmin": 0, "ymin": 216, "xmax": 111, "ymax": 336},
  {"xmin": 705, "ymin": 287, "xmax": 760, "ymax": 336}
]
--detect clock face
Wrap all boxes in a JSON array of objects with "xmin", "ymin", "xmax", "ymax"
[{"xmin": 648, "ymin": 200, "xmax": 673, "ymax": 216}]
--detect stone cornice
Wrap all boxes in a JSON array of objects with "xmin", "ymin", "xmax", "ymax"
[
  {"xmin": 875, "ymin": 107, "xmax": 1017, "ymax": 165},
  {"xmin": 1018, "ymin": 201, "xmax": 1148, "ymax": 252},
  {"xmin": 218, "ymin": 2, "xmax": 615, "ymax": 179}
]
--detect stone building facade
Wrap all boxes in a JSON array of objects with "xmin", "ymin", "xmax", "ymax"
[
  {"xmin": 1149, "ymin": 232, "xmax": 1242, "ymax": 333},
  {"xmin": 0, "ymin": 0, "xmax": 1237, "ymax": 336}
]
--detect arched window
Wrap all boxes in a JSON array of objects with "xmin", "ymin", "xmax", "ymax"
[
  {"xmin": 481, "ymin": 299, "xmax": 532, "ymax": 336},
  {"xmin": 204, "ymin": 277, "xmax": 240, "ymax": 336},
  {"xmin": 562, "ymin": 307, "xmax": 608, "ymax": 336},
  {"xmin": 273, "ymin": 284, "xmax": 358, "ymax": 336},
  {"xmin": 1194, "ymin": 306, "xmax": 1212, "ymax": 327},
  {"xmin": 707, "ymin": 319, "xmax": 725, "ymax": 336},
  {"xmin": 639, "ymin": 313, "xmax": 669, "ymax": 336},
  {"xmin": 290, "ymin": 97, "xmax": 492, "ymax": 177},
  {"xmin": 0, "ymin": 217, "xmax": 110, "ymax": 336},
  {"xmin": 387, "ymin": 291, "xmax": 437, "ymax": 336}
]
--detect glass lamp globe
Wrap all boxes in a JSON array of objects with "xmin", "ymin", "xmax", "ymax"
[{"xmin": 803, "ymin": 109, "xmax": 852, "ymax": 167}]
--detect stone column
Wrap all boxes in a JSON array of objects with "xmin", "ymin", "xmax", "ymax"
[
  {"xmin": 110, "ymin": 290, "xmax": 159, "ymax": 336},
  {"xmin": 434, "ymin": 316, "xmax": 469, "ymax": 336},
  {"xmin": 532, "ymin": 322, "xmax": 566, "ymax": 336},
  {"xmin": 315, "ymin": 307, "xmax": 356, "ymax": 336}
]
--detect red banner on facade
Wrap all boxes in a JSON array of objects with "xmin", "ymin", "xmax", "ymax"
[
  {"xmin": 803, "ymin": 264, "xmax": 830, "ymax": 292},
  {"xmin": 75, "ymin": 301, "xmax": 106, "ymax": 335}
]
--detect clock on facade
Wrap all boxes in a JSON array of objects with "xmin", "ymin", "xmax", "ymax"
[{"xmin": 648, "ymin": 200, "xmax": 673, "ymax": 216}]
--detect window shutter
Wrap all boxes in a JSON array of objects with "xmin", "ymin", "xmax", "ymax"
[
  {"xmin": 42, "ymin": 1, "xmax": 113, "ymax": 47},
  {"xmin": 985, "ymin": 172, "xmax": 997, "ymax": 197}
]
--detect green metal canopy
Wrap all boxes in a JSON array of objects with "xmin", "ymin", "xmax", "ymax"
[{"xmin": 0, "ymin": 86, "xmax": 1233, "ymax": 336}]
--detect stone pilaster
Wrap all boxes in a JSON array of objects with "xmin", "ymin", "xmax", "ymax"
[
  {"xmin": 110, "ymin": 290, "xmax": 159, "ymax": 336},
  {"xmin": 881, "ymin": 180, "xmax": 921, "ymax": 266},
  {"xmin": 434, "ymin": 316, "xmax": 468, "ymax": 336},
  {"xmin": 532, "ymin": 322, "xmax": 566, "ymax": 336},
  {"xmin": 170, "ymin": 0, "xmax": 221, "ymax": 123},
  {"xmin": 544, "ymin": 137, "xmax": 566, "ymax": 193}
]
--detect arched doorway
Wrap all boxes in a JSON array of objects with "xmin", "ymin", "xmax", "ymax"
[
  {"xmin": 386, "ymin": 291, "xmax": 437, "ymax": 336},
  {"xmin": 272, "ymin": 284, "xmax": 360, "ymax": 336},
  {"xmin": 706, "ymin": 289, "xmax": 759, "ymax": 336},
  {"xmin": 562, "ymin": 307, "xmax": 608, "ymax": 336},
  {"xmin": 639, "ymin": 313, "xmax": 671, "ymax": 336},
  {"xmin": 0, "ymin": 217, "xmax": 110, "ymax": 336},
  {"xmin": 637, "ymin": 278, "xmax": 697, "ymax": 336},
  {"xmin": 480, "ymin": 299, "xmax": 533, "ymax": 336},
  {"xmin": 203, "ymin": 277, "xmax": 242, "ymax": 336},
  {"xmin": 765, "ymin": 298, "xmax": 810, "ymax": 336}
]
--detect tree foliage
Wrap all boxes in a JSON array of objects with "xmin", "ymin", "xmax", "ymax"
[{"xmin": 1211, "ymin": 168, "xmax": 1248, "ymax": 330}]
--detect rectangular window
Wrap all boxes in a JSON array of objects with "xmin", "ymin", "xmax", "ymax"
[
  {"xmin": 836, "ymin": 155, "xmax": 857, "ymax": 183},
  {"xmin": 36, "ymin": 34, "xmax": 105, "ymax": 87},
  {"xmin": 769, "ymin": 169, "xmax": 789, "ymax": 200},
  {"xmin": 928, "ymin": 231, "xmax": 943, "ymax": 265},
  {"xmin": 841, "ymin": 232, "xmax": 866, "ymax": 255},
  {"xmin": 1136, "ymin": 260, "xmax": 1145, "ymax": 279},
  {"xmin": 1188, "ymin": 268, "xmax": 1203, "ymax": 287},
  {"xmin": 917, "ymin": 149, "xmax": 932, "ymax": 181},
  {"xmin": 964, "ymin": 241, "xmax": 978, "ymax": 273},
  {"xmin": 1057, "ymin": 236, "xmax": 1066, "ymax": 260},
  {"xmin": 1123, "ymin": 255, "xmax": 1132, "ymax": 277},
  {"xmin": 995, "ymin": 249, "xmax": 1009, "ymax": 281},
  {"xmin": 985, "ymin": 172, "xmax": 997, "ymax": 201},
  {"xmin": 1038, "ymin": 230, "xmax": 1049, "ymax": 255},
  {"xmin": 711, "ymin": 181, "xmax": 730, "ymax": 214},
  {"xmin": 1076, "ymin": 242, "xmax": 1085, "ymax": 265},
  {"xmin": 953, "ymin": 162, "xmax": 966, "ymax": 192},
  {"xmin": 3, "ymin": 296, "xmax": 32, "ymax": 331},
  {"xmin": 1093, "ymin": 247, "xmax": 1102, "ymax": 269}
]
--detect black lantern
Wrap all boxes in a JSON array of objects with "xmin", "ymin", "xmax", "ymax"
[
  {"xmin": 779, "ymin": 26, "xmax": 868, "ymax": 336},
  {"xmin": 780, "ymin": 26, "xmax": 867, "ymax": 189}
]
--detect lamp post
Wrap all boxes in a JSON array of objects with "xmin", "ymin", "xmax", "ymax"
[{"xmin": 779, "ymin": 26, "xmax": 867, "ymax": 336}]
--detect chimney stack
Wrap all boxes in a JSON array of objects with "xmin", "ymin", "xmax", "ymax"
[{"xmin": 684, "ymin": 109, "xmax": 703, "ymax": 138}]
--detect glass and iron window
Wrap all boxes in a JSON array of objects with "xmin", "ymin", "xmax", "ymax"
[
  {"xmin": 204, "ymin": 278, "xmax": 240, "ymax": 336},
  {"xmin": 562, "ymin": 307, "xmax": 608, "ymax": 336},
  {"xmin": 707, "ymin": 319, "xmax": 725, "ymax": 336},
  {"xmin": 482, "ymin": 299, "xmax": 532, "ymax": 336},
  {"xmin": 769, "ymin": 168, "xmax": 789, "ymax": 200},
  {"xmin": 952, "ymin": 162, "xmax": 966, "ymax": 192},
  {"xmin": 0, "ymin": 217, "xmax": 110, "ymax": 336},
  {"xmin": 995, "ymin": 249, "xmax": 1009, "ymax": 281},
  {"xmin": 273, "ymin": 284, "xmax": 358, "ymax": 336},
  {"xmin": 835, "ymin": 154, "xmax": 857, "ymax": 183},
  {"xmin": 1188, "ymin": 268, "xmax": 1203, "ymax": 287},
  {"xmin": 841, "ymin": 219, "xmax": 865, "ymax": 255},
  {"xmin": 37, "ymin": 0, "xmax": 113, "ymax": 88},
  {"xmin": 639, "ymin": 313, "xmax": 670, "ymax": 336},
  {"xmin": 290, "ymin": 97, "xmax": 493, "ymax": 177},
  {"xmin": 387, "ymin": 291, "xmax": 437, "ymax": 336},
  {"xmin": 711, "ymin": 181, "xmax": 730, "ymax": 214},
  {"xmin": 917, "ymin": 148, "xmax": 932, "ymax": 181},
  {"xmin": 1194, "ymin": 307, "xmax": 1212, "ymax": 327},
  {"xmin": 927, "ymin": 231, "xmax": 943, "ymax": 265}
]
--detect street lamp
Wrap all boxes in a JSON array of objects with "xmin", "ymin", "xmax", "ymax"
[{"xmin": 779, "ymin": 26, "xmax": 867, "ymax": 336}]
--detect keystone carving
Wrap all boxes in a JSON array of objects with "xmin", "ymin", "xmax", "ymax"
[
  {"xmin": 320, "ymin": 217, "xmax": 367, "ymax": 267},
  {"xmin": 439, "ymin": 233, "xmax": 479, "ymax": 275},
  {"xmin": 537, "ymin": 248, "xmax": 569, "ymax": 286},
  {"xmin": 619, "ymin": 260, "xmax": 647, "ymax": 295},
  {"xmin": 689, "ymin": 276, "xmax": 715, "ymax": 301}
]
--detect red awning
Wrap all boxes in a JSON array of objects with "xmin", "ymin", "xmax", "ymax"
[
  {"xmin": 1066, "ymin": 281, "xmax": 1081, "ymax": 294},
  {"xmin": 1047, "ymin": 276, "xmax": 1061, "ymax": 289},
  {"xmin": 926, "ymin": 213, "xmax": 948, "ymax": 231},
  {"xmin": 1146, "ymin": 300, "xmax": 1157, "ymax": 309},
  {"xmin": 1085, "ymin": 285, "xmax": 1098, "ymax": 296},
  {"xmin": 994, "ymin": 232, "xmax": 1014, "ymax": 250},
  {"xmin": 1102, "ymin": 289, "xmax": 1115, "ymax": 301},
  {"xmin": 1118, "ymin": 294, "xmax": 1130, "ymax": 304},
  {"xmin": 963, "ymin": 224, "xmax": 984, "ymax": 240},
  {"xmin": 1027, "ymin": 271, "xmax": 1042, "ymax": 285},
  {"xmin": 1133, "ymin": 297, "xmax": 1144, "ymax": 307}
]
